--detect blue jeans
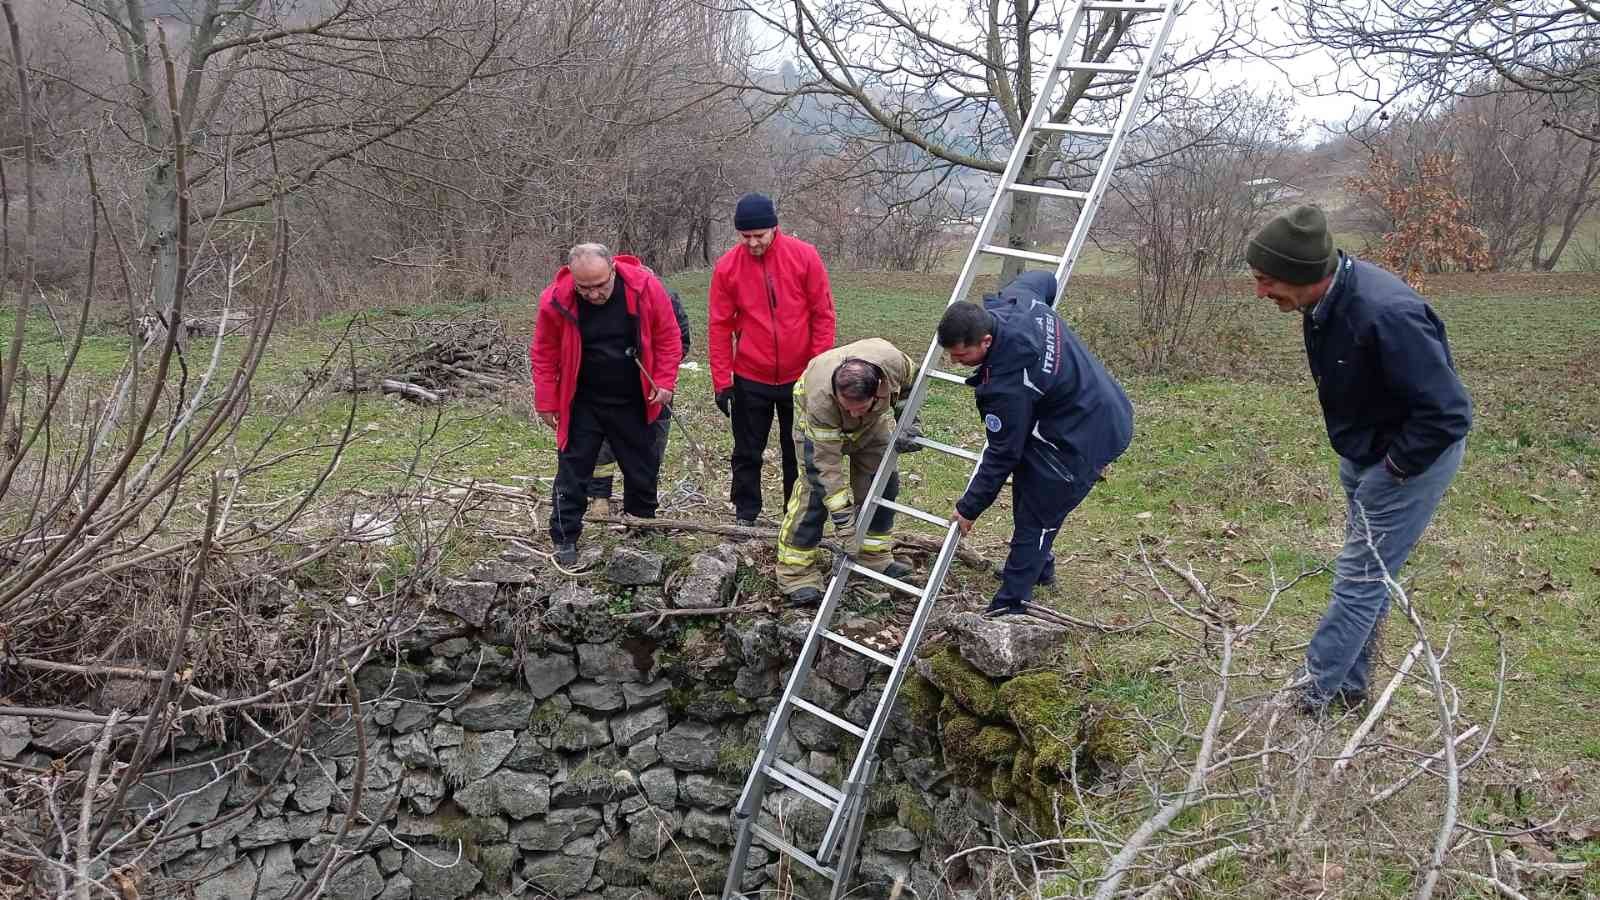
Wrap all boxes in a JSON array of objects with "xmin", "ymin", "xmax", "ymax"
[{"xmin": 1306, "ymin": 438, "xmax": 1465, "ymax": 700}]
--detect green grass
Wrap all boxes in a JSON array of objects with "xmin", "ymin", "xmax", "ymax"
[{"xmin": 8, "ymin": 265, "xmax": 1600, "ymax": 882}]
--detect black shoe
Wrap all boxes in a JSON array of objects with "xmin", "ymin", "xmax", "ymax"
[
  {"xmin": 881, "ymin": 560, "xmax": 914, "ymax": 580},
  {"xmin": 1332, "ymin": 688, "xmax": 1370, "ymax": 712},
  {"xmin": 785, "ymin": 587, "xmax": 823, "ymax": 608},
  {"xmin": 1294, "ymin": 684, "xmax": 1369, "ymax": 718},
  {"xmin": 553, "ymin": 543, "xmax": 578, "ymax": 567},
  {"xmin": 983, "ymin": 598, "xmax": 1026, "ymax": 617},
  {"xmin": 1036, "ymin": 570, "xmax": 1056, "ymax": 587},
  {"xmin": 1293, "ymin": 688, "xmax": 1328, "ymax": 718},
  {"xmin": 736, "ymin": 516, "xmax": 758, "ymax": 528}
]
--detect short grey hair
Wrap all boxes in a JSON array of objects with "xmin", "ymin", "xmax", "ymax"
[{"xmin": 569, "ymin": 242, "xmax": 613, "ymax": 266}]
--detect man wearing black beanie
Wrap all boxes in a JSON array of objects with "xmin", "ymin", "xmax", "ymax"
[
  {"xmin": 707, "ymin": 193, "xmax": 838, "ymax": 526},
  {"xmin": 1248, "ymin": 205, "xmax": 1473, "ymax": 717}
]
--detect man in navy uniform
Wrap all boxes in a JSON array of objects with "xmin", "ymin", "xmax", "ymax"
[{"xmin": 935, "ymin": 271, "xmax": 1134, "ymax": 616}]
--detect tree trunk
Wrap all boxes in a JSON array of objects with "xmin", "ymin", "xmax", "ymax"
[
  {"xmin": 144, "ymin": 153, "xmax": 181, "ymax": 318},
  {"xmin": 1002, "ymin": 172, "xmax": 1044, "ymax": 282},
  {"xmin": 1535, "ymin": 138, "xmax": 1600, "ymax": 271}
]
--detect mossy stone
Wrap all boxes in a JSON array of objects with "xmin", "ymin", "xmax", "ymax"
[
  {"xmin": 477, "ymin": 844, "xmax": 517, "ymax": 888},
  {"xmin": 927, "ymin": 646, "xmax": 1001, "ymax": 719},
  {"xmin": 1076, "ymin": 705, "xmax": 1139, "ymax": 771},
  {"xmin": 897, "ymin": 674, "xmax": 943, "ymax": 724},
  {"xmin": 988, "ymin": 766, "xmax": 1015, "ymax": 803},
  {"xmin": 938, "ymin": 695, "xmax": 984, "ymax": 779},
  {"xmin": 1010, "ymin": 746, "xmax": 1037, "ymax": 796},
  {"xmin": 997, "ymin": 671, "xmax": 1083, "ymax": 740},
  {"xmin": 896, "ymin": 790, "xmax": 935, "ymax": 838},
  {"xmin": 973, "ymin": 725, "xmax": 1021, "ymax": 763}
]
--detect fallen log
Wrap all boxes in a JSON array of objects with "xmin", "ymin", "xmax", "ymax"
[
  {"xmin": 586, "ymin": 512, "xmax": 993, "ymax": 571},
  {"xmin": 381, "ymin": 379, "xmax": 440, "ymax": 404}
]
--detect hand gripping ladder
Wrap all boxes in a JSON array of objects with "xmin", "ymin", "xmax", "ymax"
[{"xmin": 722, "ymin": 2, "xmax": 1180, "ymax": 896}]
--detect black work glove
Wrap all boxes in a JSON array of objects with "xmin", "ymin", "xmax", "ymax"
[
  {"xmin": 715, "ymin": 388, "xmax": 734, "ymax": 418},
  {"xmin": 895, "ymin": 417, "xmax": 924, "ymax": 454}
]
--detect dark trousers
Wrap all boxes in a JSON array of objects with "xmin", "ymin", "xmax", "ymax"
[
  {"xmin": 549, "ymin": 398, "xmax": 658, "ymax": 545},
  {"xmin": 587, "ymin": 412, "xmax": 672, "ymax": 500},
  {"xmin": 993, "ymin": 462, "xmax": 1095, "ymax": 609},
  {"xmin": 729, "ymin": 375, "xmax": 798, "ymax": 520}
]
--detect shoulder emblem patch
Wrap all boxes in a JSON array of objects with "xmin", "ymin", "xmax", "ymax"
[{"xmin": 984, "ymin": 414, "xmax": 1002, "ymax": 432}]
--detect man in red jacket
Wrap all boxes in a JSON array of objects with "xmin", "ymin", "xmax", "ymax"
[
  {"xmin": 531, "ymin": 243, "xmax": 683, "ymax": 566},
  {"xmin": 708, "ymin": 193, "xmax": 837, "ymax": 526}
]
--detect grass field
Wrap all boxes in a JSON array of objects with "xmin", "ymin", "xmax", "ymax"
[{"xmin": 9, "ymin": 264, "xmax": 1600, "ymax": 894}]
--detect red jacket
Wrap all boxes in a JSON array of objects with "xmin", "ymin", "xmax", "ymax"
[
  {"xmin": 708, "ymin": 229, "xmax": 836, "ymax": 392},
  {"xmin": 530, "ymin": 255, "xmax": 683, "ymax": 451}
]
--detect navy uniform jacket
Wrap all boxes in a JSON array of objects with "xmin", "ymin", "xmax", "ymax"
[
  {"xmin": 1305, "ymin": 255, "xmax": 1471, "ymax": 474},
  {"xmin": 956, "ymin": 272, "xmax": 1134, "ymax": 521}
]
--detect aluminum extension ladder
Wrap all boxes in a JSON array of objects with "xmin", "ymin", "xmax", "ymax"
[{"xmin": 722, "ymin": 2, "xmax": 1181, "ymax": 897}]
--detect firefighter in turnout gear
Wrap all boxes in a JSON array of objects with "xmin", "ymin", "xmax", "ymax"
[{"xmin": 777, "ymin": 338, "xmax": 919, "ymax": 606}]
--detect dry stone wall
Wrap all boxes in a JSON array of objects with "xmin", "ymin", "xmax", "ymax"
[{"xmin": 1, "ymin": 544, "xmax": 1132, "ymax": 899}]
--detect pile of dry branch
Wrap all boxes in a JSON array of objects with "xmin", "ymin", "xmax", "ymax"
[{"xmin": 352, "ymin": 318, "xmax": 526, "ymax": 403}]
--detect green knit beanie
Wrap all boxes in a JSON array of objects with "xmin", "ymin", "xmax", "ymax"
[{"xmin": 1246, "ymin": 205, "xmax": 1338, "ymax": 285}]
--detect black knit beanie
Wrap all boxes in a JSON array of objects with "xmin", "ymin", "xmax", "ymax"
[
  {"xmin": 733, "ymin": 193, "xmax": 778, "ymax": 231},
  {"xmin": 1246, "ymin": 205, "xmax": 1338, "ymax": 285}
]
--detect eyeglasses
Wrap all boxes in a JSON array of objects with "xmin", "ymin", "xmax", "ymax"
[{"xmin": 574, "ymin": 267, "xmax": 615, "ymax": 298}]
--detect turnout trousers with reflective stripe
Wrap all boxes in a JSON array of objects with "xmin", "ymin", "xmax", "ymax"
[{"xmin": 776, "ymin": 417, "xmax": 899, "ymax": 596}]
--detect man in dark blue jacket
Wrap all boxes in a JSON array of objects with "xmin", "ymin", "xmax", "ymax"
[
  {"xmin": 936, "ymin": 271, "xmax": 1134, "ymax": 616},
  {"xmin": 1247, "ymin": 205, "xmax": 1472, "ymax": 716}
]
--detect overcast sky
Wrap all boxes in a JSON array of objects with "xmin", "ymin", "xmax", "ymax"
[{"xmin": 744, "ymin": 0, "xmax": 1374, "ymax": 144}]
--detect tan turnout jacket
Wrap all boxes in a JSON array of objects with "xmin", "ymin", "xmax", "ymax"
[{"xmin": 793, "ymin": 338, "xmax": 916, "ymax": 512}]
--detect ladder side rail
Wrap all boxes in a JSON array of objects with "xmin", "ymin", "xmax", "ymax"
[
  {"xmin": 1055, "ymin": 4, "xmax": 1183, "ymax": 289},
  {"xmin": 817, "ymin": 523, "xmax": 962, "ymax": 860},
  {"xmin": 825, "ymin": 757, "xmax": 883, "ymax": 900}
]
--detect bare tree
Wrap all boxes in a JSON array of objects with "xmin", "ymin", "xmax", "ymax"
[
  {"xmin": 55, "ymin": 0, "xmax": 525, "ymax": 318},
  {"xmin": 728, "ymin": 0, "xmax": 1263, "ymax": 279},
  {"xmin": 0, "ymin": 8, "xmax": 471, "ymax": 895},
  {"xmin": 1278, "ymin": 0, "xmax": 1600, "ymax": 145},
  {"xmin": 1103, "ymin": 87, "xmax": 1300, "ymax": 374},
  {"xmin": 1444, "ymin": 89, "xmax": 1600, "ymax": 270},
  {"xmin": 341, "ymin": 0, "xmax": 759, "ymax": 285},
  {"xmin": 777, "ymin": 135, "xmax": 971, "ymax": 271}
]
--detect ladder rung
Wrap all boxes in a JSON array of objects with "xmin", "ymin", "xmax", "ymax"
[
  {"xmin": 750, "ymin": 824, "xmax": 836, "ymax": 879},
  {"xmin": 908, "ymin": 435, "xmax": 981, "ymax": 462},
  {"xmin": 927, "ymin": 368, "xmax": 969, "ymax": 385},
  {"xmin": 771, "ymin": 758, "xmax": 844, "ymax": 805},
  {"xmin": 764, "ymin": 760, "xmax": 840, "ymax": 811},
  {"xmin": 1035, "ymin": 122, "xmax": 1113, "ymax": 138},
  {"xmin": 1008, "ymin": 182, "xmax": 1090, "ymax": 201},
  {"xmin": 790, "ymin": 696, "xmax": 867, "ymax": 739},
  {"xmin": 1061, "ymin": 61, "xmax": 1142, "ymax": 75},
  {"xmin": 1083, "ymin": 1, "xmax": 1169, "ymax": 11},
  {"xmin": 980, "ymin": 244, "xmax": 1063, "ymax": 266},
  {"xmin": 849, "ymin": 563, "xmax": 923, "ymax": 598},
  {"xmin": 875, "ymin": 498, "xmax": 950, "ymax": 528},
  {"xmin": 822, "ymin": 628, "xmax": 897, "ymax": 668}
]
